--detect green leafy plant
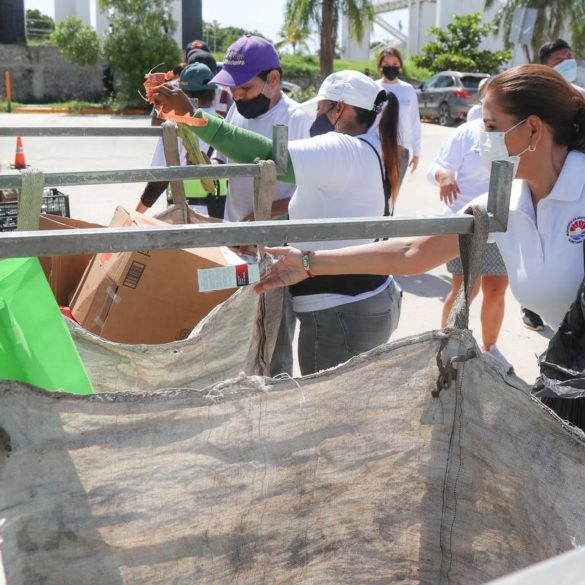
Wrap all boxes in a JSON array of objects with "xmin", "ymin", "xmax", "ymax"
[
  {"xmin": 100, "ymin": 0, "xmax": 181, "ymax": 107},
  {"xmin": 412, "ymin": 13, "xmax": 511, "ymax": 74},
  {"xmin": 274, "ymin": 18, "xmax": 311, "ymax": 55},
  {"xmin": 51, "ymin": 0, "xmax": 181, "ymax": 107},
  {"xmin": 285, "ymin": 0, "xmax": 375, "ymax": 77},
  {"xmin": 50, "ymin": 17, "xmax": 100, "ymax": 66},
  {"xmin": 26, "ymin": 9, "xmax": 55, "ymax": 39}
]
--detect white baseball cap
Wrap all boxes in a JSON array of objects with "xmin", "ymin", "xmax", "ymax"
[{"xmin": 299, "ymin": 70, "xmax": 383, "ymax": 118}]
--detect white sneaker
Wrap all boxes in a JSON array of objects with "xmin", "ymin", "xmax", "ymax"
[{"xmin": 483, "ymin": 345, "xmax": 514, "ymax": 375}]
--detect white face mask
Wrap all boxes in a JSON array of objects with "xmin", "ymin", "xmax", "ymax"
[
  {"xmin": 478, "ymin": 118, "xmax": 530, "ymax": 178},
  {"xmin": 554, "ymin": 58, "xmax": 577, "ymax": 83}
]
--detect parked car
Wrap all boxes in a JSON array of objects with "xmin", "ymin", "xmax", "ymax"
[{"xmin": 416, "ymin": 71, "xmax": 489, "ymax": 126}]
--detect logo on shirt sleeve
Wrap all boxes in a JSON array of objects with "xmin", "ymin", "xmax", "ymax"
[{"xmin": 567, "ymin": 216, "xmax": 585, "ymax": 243}]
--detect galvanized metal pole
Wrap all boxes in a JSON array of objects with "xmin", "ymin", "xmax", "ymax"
[
  {"xmin": 486, "ymin": 160, "xmax": 514, "ymax": 231},
  {"xmin": 0, "ymin": 164, "xmax": 262, "ymax": 190},
  {"xmin": 0, "ymin": 215, "xmax": 506, "ymax": 259},
  {"xmin": 0, "ymin": 127, "xmax": 163, "ymax": 137},
  {"xmin": 272, "ymin": 124, "xmax": 289, "ymax": 176}
]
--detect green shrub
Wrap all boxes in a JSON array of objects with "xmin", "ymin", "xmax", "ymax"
[{"xmin": 412, "ymin": 13, "xmax": 511, "ymax": 74}]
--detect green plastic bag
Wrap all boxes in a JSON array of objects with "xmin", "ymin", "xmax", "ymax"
[{"xmin": 0, "ymin": 257, "xmax": 93, "ymax": 394}]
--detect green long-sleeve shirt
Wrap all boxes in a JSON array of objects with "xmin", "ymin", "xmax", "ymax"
[{"xmin": 183, "ymin": 110, "xmax": 296, "ymax": 183}]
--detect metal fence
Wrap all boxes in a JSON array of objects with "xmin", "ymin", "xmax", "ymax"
[{"xmin": 0, "ymin": 123, "xmax": 514, "ymax": 258}]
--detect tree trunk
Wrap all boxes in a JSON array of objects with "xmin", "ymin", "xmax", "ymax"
[{"xmin": 320, "ymin": 0, "xmax": 337, "ymax": 78}]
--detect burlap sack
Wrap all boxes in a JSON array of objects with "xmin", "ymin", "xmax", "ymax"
[{"xmin": 1, "ymin": 329, "xmax": 584, "ymax": 585}]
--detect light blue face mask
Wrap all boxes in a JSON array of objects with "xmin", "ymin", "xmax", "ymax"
[{"xmin": 554, "ymin": 58, "xmax": 577, "ymax": 83}]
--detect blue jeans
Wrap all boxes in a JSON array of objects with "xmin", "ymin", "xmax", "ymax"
[{"xmin": 296, "ymin": 281, "xmax": 402, "ymax": 375}]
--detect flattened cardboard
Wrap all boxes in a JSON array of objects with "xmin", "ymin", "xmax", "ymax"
[{"xmin": 70, "ymin": 207, "xmax": 240, "ymax": 344}]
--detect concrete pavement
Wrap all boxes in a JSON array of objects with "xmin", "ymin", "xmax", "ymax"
[{"xmin": 0, "ymin": 112, "xmax": 553, "ymax": 383}]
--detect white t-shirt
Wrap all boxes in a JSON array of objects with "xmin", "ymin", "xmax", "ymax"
[
  {"xmin": 213, "ymin": 92, "xmax": 313, "ymax": 221},
  {"xmin": 376, "ymin": 79, "xmax": 422, "ymax": 156},
  {"xmin": 287, "ymin": 129, "xmax": 392, "ymax": 312},
  {"xmin": 426, "ymin": 118, "xmax": 489, "ymax": 213},
  {"xmin": 470, "ymin": 150, "xmax": 585, "ymax": 328}
]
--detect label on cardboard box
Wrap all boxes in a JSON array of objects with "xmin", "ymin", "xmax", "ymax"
[{"xmin": 198, "ymin": 263, "xmax": 260, "ymax": 292}]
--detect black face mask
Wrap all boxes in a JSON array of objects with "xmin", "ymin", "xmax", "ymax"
[
  {"xmin": 309, "ymin": 105, "xmax": 337, "ymax": 137},
  {"xmin": 235, "ymin": 92, "xmax": 271, "ymax": 119},
  {"xmin": 382, "ymin": 66, "xmax": 400, "ymax": 81}
]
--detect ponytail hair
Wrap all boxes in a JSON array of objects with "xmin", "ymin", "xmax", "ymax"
[
  {"xmin": 378, "ymin": 91, "xmax": 400, "ymax": 204},
  {"xmin": 353, "ymin": 90, "xmax": 400, "ymax": 204}
]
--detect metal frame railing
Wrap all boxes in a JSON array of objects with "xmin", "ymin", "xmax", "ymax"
[{"xmin": 0, "ymin": 123, "xmax": 514, "ymax": 258}]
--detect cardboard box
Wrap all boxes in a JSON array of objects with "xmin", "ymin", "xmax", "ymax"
[
  {"xmin": 38, "ymin": 214, "xmax": 102, "ymax": 306},
  {"xmin": 69, "ymin": 207, "xmax": 241, "ymax": 344}
]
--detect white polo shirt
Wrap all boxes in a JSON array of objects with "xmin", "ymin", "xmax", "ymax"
[
  {"xmin": 213, "ymin": 92, "xmax": 313, "ymax": 221},
  {"xmin": 471, "ymin": 150, "xmax": 585, "ymax": 328}
]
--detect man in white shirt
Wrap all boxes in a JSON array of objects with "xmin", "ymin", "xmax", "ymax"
[
  {"xmin": 210, "ymin": 35, "xmax": 312, "ymax": 221},
  {"xmin": 210, "ymin": 35, "xmax": 312, "ymax": 376}
]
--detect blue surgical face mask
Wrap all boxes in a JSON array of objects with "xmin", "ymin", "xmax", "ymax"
[
  {"xmin": 554, "ymin": 58, "xmax": 577, "ymax": 83},
  {"xmin": 478, "ymin": 118, "xmax": 530, "ymax": 178}
]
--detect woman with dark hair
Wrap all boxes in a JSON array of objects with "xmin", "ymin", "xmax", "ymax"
[
  {"xmin": 376, "ymin": 46, "xmax": 422, "ymax": 186},
  {"xmin": 257, "ymin": 64, "xmax": 585, "ymax": 374},
  {"xmin": 154, "ymin": 70, "xmax": 403, "ymax": 375}
]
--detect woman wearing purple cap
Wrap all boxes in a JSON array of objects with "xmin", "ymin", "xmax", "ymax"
[{"xmin": 153, "ymin": 70, "xmax": 403, "ymax": 375}]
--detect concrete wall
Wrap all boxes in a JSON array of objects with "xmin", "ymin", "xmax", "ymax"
[{"xmin": 0, "ymin": 44, "xmax": 104, "ymax": 102}]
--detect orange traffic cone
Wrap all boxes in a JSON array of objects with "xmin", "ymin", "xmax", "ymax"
[{"xmin": 14, "ymin": 136, "xmax": 26, "ymax": 169}]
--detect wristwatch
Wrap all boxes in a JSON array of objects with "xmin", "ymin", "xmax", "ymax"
[{"xmin": 301, "ymin": 251, "xmax": 313, "ymax": 277}]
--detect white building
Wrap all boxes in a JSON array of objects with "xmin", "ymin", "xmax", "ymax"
[{"xmin": 342, "ymin": 0, "xmax": 517, "ymax": 62}]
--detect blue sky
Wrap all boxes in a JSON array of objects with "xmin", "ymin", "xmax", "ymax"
[{"xmin": 25, "ymin": 0, "xmax": 407, "ymax": 52}]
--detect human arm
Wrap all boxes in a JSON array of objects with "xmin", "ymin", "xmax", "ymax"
[
  {"xmin": 409, "ymin": 155, "xmax": 420, "ymax": 173},
  {"xmin": 255, "ymin": 235, "xmax": 460, "ymax": 294},
  {"xmin": 152, "ymin": 83, "xmax": 296, "ymax": 182},
  {"xmin": 426, "ymin": 126, "xmax": 467, "ymax": 206},
  {"xmin": 137, "ymin": 181, "xmax": 169, "ymax": 211},
  {"xmin": 427, "ymin": 163, "xmax": 461, "ymax": 206}
]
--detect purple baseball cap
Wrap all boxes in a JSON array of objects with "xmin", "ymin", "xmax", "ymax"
[{"xmin": 211, "ymin": 35, "xmax": 281, "ymax": 87}]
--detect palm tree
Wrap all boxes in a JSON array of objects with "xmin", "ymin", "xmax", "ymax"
[
  {"xmin": 285, "ymin": 0, "xmax": 375, "ymax": 77},
  {"xmin": 484, "ymin": 0, "xmax": 578, "ymax": 62},
  {"xmin": 275, "ymin": 19, "xmax": 311, "ymax": 55}
]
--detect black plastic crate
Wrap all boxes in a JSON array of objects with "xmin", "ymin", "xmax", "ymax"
[{"xmin": 0, "ymin": 189, "xmax": 70, "ymax": 232}]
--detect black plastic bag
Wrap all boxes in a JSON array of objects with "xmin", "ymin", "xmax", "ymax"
[
  {"xmin": 532, "ymin": 244, "xmax": 585, "ymax": 430},
  {"xmin": 205, "ymin": 191, "xmax": 226, "ymax": 219}
]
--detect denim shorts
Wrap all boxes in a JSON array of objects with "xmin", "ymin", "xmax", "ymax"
[{"xmin": 296, "ymin": 280, "xmax": 402, "ymax": 376}]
